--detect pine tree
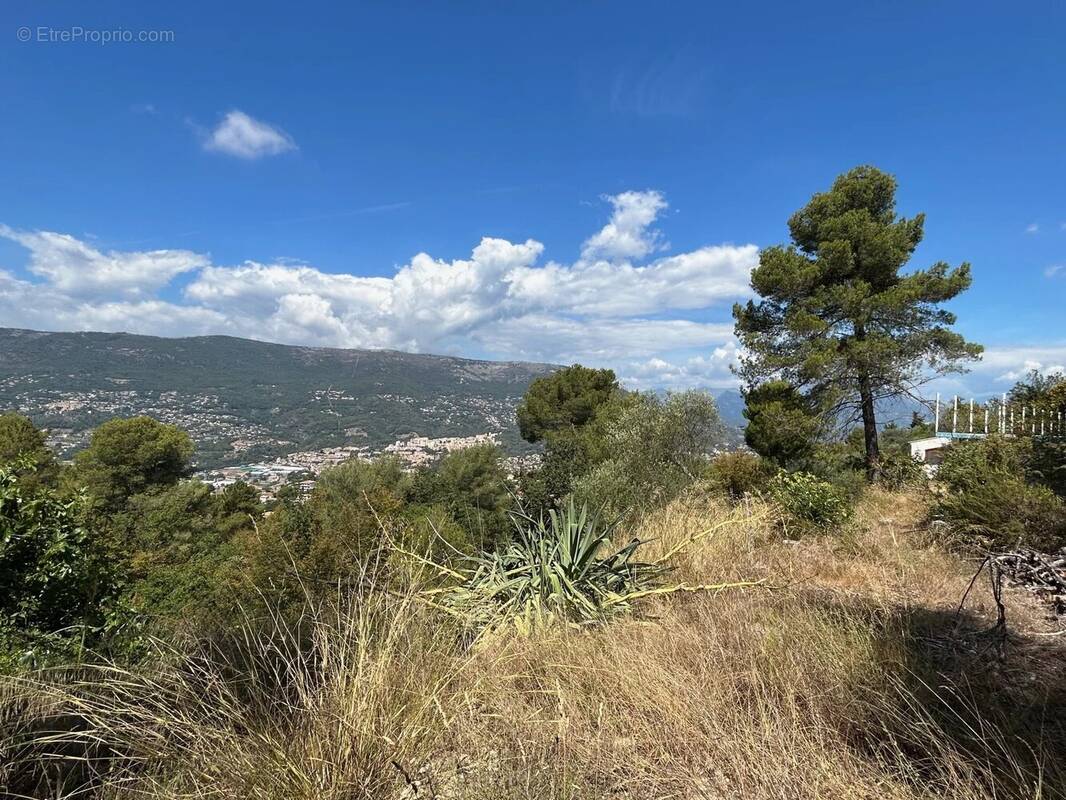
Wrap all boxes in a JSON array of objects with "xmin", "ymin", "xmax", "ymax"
[{"xmin": 733, "ymin": 166, "xmax": 981, "ymax": 481}]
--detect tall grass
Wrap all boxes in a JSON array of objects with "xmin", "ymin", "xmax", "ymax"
[
  {"xmin": 3, "ymin": 488, "xmax": 1064, "ymax": 799},
  {"xmin": 3, "ymin": 588, "xmax": 462, "ymax": 799}
]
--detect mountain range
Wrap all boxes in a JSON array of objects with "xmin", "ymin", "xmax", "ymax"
[{"xmin": 0, "ymin": 327, "xmax": 748, "ymax": 469}]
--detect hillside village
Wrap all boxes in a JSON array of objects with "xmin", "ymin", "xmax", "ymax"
[
  {"xmin": 196, "ymin": 432, "xmax": 540, "ymax": 503},
  {"xmin": 0, "ymin": 328, "xmax": 553, "ymax": 471}
]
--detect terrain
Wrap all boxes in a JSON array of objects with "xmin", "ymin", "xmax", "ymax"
[
  {"xmin": 0, "ymin": 328, "xmax": 556, "ymax": 468},
  {"xmin": 0, "ymin": 328, "xmax": 748, "ymax": 470},
  {"xmin": 5, "ymin": 487, "xmax": 1063, "ymax": 798}
]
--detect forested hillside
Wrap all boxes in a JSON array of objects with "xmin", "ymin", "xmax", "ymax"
[{"xmin": 0, "ymin": 328, "xmax": 556, "ymax": 467}]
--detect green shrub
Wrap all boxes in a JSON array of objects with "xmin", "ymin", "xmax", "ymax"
[
  {"xmin": 879, "ymin": 451, "xmax": 926, "ymax": 490},
  {"xmin": 803, "ymin": 441, "xmax": 868, "ymax": 499},
  {"xmin": 410, "ymin": 444, "xmax": 512, "ymax": 551},
  {"xmin": 0, "ymin": 461, "xmax": 125, "ymax": 668},
  {"xmin": 1027, "ymin": 438, "xmax": 1066, "ymax": 499},
  {"xmin": 107, "ymin": 480, "xmax": 243, "ymax": 623},
  {"xmin": 937, "ymin": 474, "xmax": 1066, "ymax": 552},
  {"xmin": 390, "ymin": 503, "xmax": 473, "ymax": 583},
  {"xmin": 769, "ymin": 471, "xmax": 852, "ymax": 534},
  {"xmin": 705, "ymin": 451, "xmax": 776, "ymax": 502},
  {"xmin": 428, "ymin": 500, "xmax": 668, "ymax": 635},
  {"xmin": 934, "ymin": 437, "xmax": 1066, "ymax": 551},
  {"xmin": 572, "ymin": 390, "xmax": 726, "ymax": 519},
  {"xmin": 935, "ymin": 436, "xmax": 1029, "ymax": 492}
]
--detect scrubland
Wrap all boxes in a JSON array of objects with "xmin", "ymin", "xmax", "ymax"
[{"xmin": 4, "ymin": 487, "xmax": 1064, "ymax": 800}]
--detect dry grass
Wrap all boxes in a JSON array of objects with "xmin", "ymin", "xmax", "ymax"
[{"xmin": 3, "ymin": 487, "xmax": 1065, "ymax": 799}]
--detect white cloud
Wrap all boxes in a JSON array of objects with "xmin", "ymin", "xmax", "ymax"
[
  {"xmin": 508, "ymin": 244, "xmax": 756, "ymax": 317},
  {"xmin": 580, "ymin": 190, "xmax": 668, "ymax": 262},
  {"xmin": 0, "ymin": 190, "xmax": 759, "ymax": 388},
  {"xmin": 952, "ymin": 346, "xmax": 1066, "ymax": 385},
  {"xmin": 618, "ymin": 343, "xmax": 740, "ymax": 390},
  {"xmin": 0, "ymin": 225, "xmax": 206, "ymax": 297},
  {"xmin": 1045, "ymin": 264, "xmax": 1065, "ymax": 279},
  {"xmin": 1025, "ymin": 223, "xmax": 1040, "ymax": 234},
  {"xmin": 8, "ymin": 193, "xmax": 1058, "ymax": 398},
  {"xmin": 918, "ymin": 344, "xmax": 1066, "ymax": 400},
  {"xmin": 475, "ymin": 315, "xmax": 736, "ymax": 364},
  {"xmin": 204, "ymin": 110, "xmax": 296, "ymax": 159}
]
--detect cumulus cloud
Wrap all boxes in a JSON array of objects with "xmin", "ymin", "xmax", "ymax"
[
  {"xmin": 0, "ymin": 191, "xmax": 759, "ymax": 389},
  {"xmin": 5, "ymin": 194, "xmax": 1057, "ymax": 397},
  {"xmin": 617, "ymin": 342, "xmax": 741, "ymax": 390},
  {"xmin": 580, "ymin": 191, "xmax": 668, "ymax": 262},
  {"xmin": 508, "ymin": 244, "xmax": 755, "ymax": 317},
  {"xmin": 203, "ymin": 110, "xmax": 296, "ymax": 159},
  {"xmin": 919, "ymin": 346, "xmax": 1066, "ymax": 399},
  {"xmin": 980, "ymin": 347, "xmax": 1066, "ymax": 383},
  {"xmin": 0, "ymin": 225, "xmax": 206, "ymax": 297}
]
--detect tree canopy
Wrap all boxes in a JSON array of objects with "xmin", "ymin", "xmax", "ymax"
[
  {"xmin": 0, "ymin": 461, "xmax": 121, "ymax": 664},
  {"xmin": 74, "ymin": 416, "xmax": 193, "ymax": 511},
  {"xmin": 0, "ymin": 413, "xmax": 57, "ymax": 487},
  {"xmin": 733, "ymin": 165, "xmax": 981, "ymax": 481},
  {"xmin": 516, "ymin": 365, "xmax": 619, "ymax": 443},
  {"xmin": 742, "ymin": 380, "xmax": 821, "ymax": 469},
  {"xmin": 573, "ymin": 391, "xmax": 726, "ymax": 518},
  {"xmin": 1008, "ymin": 369, "xmax": 1066, "ymax": 412}
]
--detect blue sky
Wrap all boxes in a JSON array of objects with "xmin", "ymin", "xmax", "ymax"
[{"xmin": 1, "ymin": 0, "xmax": 1063, "ymax": 396}]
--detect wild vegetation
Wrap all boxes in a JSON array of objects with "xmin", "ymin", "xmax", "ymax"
[
  {"xmin": 3, "ymin": 485, "xmax": 1064, "ymax": 799},
  {"xmin": 2, "ymin": 167, "xmax": 1064, "ymax": 799}
]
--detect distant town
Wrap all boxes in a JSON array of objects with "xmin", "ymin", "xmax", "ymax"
[
  {"xmin": 0, "ymin": 328, "xmax": 557, "ymax": 479},
  {"xmin": 196, "ymin": 432, "xmax": 542, "ymax": 504}
]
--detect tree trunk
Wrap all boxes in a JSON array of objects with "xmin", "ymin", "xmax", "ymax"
[{"xmin": 857, "ymin": 373, "xmax": 881, "ymax": 483}]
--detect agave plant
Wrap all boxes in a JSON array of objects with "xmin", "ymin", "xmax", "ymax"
[
  {"xmin": 418, "ymin": 499, "xmax": 668, "ymax": 634},
  {"xmin": 395, "ymin": 498, "xmax": 764, "ymax": 637}
]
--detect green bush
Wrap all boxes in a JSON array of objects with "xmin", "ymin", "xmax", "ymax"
[
  {"xmin": 0, "ymin": 461, "xmax": 125, "ymax": 668},
  {"xmin": 800, "ymin": 440, "xmax": 867, "ymax": 499},
  {"xmin": 572, "ymin": 390, "xmax": 726, "ymax": 519},
  {"xmin": 1027, "ymin": 438, "xmax": 1066, "ymax": 499},
  {"xmin": 410, "ymin": 444, "xmax": 512, "ymax": 551},
  {"xmin": 705, "ymin": 451, "xmax": 776, "ymax": 502},
  {"xmin": 935, "ymin": 436, "xmax": 1029, "ymax": 491},
  {"xmin": 937, "ymin": 474, "xmax": 1066, "ymax": 552},
  {"xmin": 769, "ymin": 471, "xmax": 852, "ymax": 534},
  {"xmin": 934, "ymin": 437, "xmax": 1066, "ymax": 551},
  {"xmin": 431, "ymin": 500, "xmax": 667, "ymax": 635},
  {"xmin": 107, "ymin": 480, "xmax": 245, "ymax": 623},
  {"xmin": 879, "ymin": 451, "xmax": 926, "ymax": 490}
]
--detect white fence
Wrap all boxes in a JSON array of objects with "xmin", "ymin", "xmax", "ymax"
[{"xmin": 934, "ymin": 393, "xmax": 1064, "ymax": 439}]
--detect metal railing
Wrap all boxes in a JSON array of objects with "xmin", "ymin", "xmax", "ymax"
[{"xmin": 933, "ymin": 393, "xmax": 1065, "ymax": 439}]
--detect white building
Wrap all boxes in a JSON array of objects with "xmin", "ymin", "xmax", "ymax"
[{"xmin": 909, "ymin": 436, "xmax": 952, "ymax": 474}]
